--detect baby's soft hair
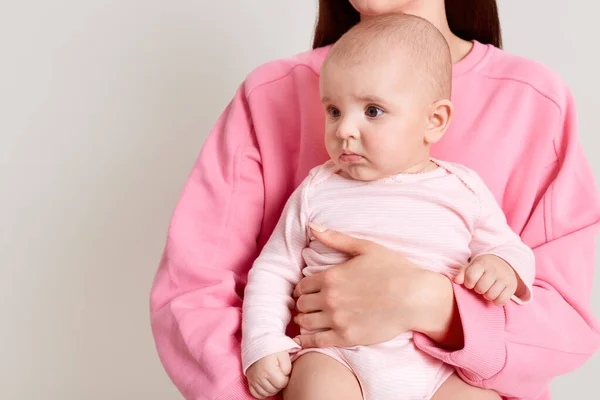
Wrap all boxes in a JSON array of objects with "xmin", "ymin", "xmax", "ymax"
[{"xmin": 324, "ymin": 13, "xmax": 452, "ymax": 101}]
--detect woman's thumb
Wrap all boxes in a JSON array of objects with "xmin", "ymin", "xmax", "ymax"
[{"xmin": 309, "ymin": 222, "xmax": 370, "ymax": 256}]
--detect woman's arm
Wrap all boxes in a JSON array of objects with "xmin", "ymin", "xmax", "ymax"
[
  {"xmin": 414, "ymin": 89, "xmax": 600, "ymax": 399},
  {"xmin": 150, "ymin": 83, "xmax": 263, "ymax": 400}
]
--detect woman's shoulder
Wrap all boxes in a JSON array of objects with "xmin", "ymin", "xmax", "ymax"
[
  {"xmin": 242, "ymin": 46, "xmax": 331, "ymax": 97},
  {"xmin": 479, "ymin": 44, "xmax": 571, "ymax": 106}
]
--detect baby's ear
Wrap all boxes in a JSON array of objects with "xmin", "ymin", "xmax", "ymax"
[{"xmin": 424, "ymin": 99, "xmax": 453, "ymax": 144}]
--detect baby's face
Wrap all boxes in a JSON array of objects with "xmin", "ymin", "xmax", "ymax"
[{"xmin": 320, "ymin": 60, "xmax": 432, "ymax": 181}]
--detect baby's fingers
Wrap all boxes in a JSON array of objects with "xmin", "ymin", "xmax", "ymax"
[
  {"xmin": 249, "ymin": 382, "xmax": 271, "ymax": 399},
  {"xmin": 463, "ymin": 263, "xmax": 485, "ymax": 289},
  {"xmin": 267, "ymin": 370, "xmax": 289, "ymax": 391},
  {"xmin": 277, "ymin": 351, "xmax": 292, "ymax": 376},
  {"xmin": 474, "ymin": 272, "xmax": 496, "ymax": 295},
  {"xmin": 260, "ymin": 377, "xmax": 280, "ymax": 395},
  {"xmin": 494, "ymin": 287, "xmax": 513, "ymax": 306},
  {"xmin": 454, "ymin": 267, "xmax": 467, "ymax": 285},
  {"xmin": 483, "ymin": 281, "xmax": 507, "ymax": 302}
]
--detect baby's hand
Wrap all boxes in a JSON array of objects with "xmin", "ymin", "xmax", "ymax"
[
  {"xmin": 246, "ymin": 351, "xmax": 292, "ymax": 399},
  {"xmin": 455, "ymin": 255, "xmax": 521, "ymax": 306}
]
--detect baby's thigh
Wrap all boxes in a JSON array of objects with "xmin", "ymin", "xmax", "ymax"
[
  {"xmin": 283, "ymin": 352, "xmax": 362, "ymax": 400},
  {"xmin": 432, "ymin": 373, "xmax": 501, "ymax": 400}
]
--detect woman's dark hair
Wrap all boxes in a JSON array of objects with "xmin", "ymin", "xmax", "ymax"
[{"xmin": 312, "ymin": 0, "xmax": 502, "ymax": 49}]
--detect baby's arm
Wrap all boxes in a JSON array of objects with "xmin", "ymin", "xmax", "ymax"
[
  {"xmin": 242, "ymin": 173, "xmax": 314, "ymax": 397},
  {"xmin": 458, "ymin": 176, "xmax": 535, "ymax": 305}
]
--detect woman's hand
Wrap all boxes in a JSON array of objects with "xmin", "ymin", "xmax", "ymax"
[{"xmin": 292, "ymin": 224, "xmax": 463, "ymax": 349}]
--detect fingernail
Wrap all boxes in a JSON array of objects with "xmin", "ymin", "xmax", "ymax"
[{"xmin": 309, "ymin": 222, "xmax": 327, "ymax": 233}]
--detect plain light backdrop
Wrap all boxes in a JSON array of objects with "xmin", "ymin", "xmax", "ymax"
[{"xmin": 0, "ymin": 1, "xmax": 597, "ymax": 399}]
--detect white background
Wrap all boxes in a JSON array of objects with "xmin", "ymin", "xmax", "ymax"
[{"xmin": 0, "ymin": 1, "xmax": 597, "ymax": 399}]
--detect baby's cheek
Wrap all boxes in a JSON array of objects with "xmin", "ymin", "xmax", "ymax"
[
  {"xmin": 324, "ymin": 137, "xmax": 339, "ymax": 158},
  {"xmin": 369, "ymin": 142, "xmax": 401, "ymax": 169}
]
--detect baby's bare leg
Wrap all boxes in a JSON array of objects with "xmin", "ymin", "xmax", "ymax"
[
  {"xmin": 283, "ymin": 353, "xmax": 363, "ymax": 400},
  {"xmin": 432, "ymin": 373, "xmax": 501, "ymax": 400}
]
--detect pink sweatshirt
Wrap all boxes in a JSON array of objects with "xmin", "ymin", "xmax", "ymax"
[
  {"xmin": 150, "ymin": 41, "xmax": 600, "ymax": 400},
  {"xmin": 242, "ymin": 159, "xmax": 536, "ymax": 373}
]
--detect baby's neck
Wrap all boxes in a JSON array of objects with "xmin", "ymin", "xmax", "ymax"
[{"xmin": 398, "ymin": 158, "xmax": 436, "ymax": 175}]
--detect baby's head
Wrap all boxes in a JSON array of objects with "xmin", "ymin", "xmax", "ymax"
[{"xmin": 320, "ymin": 13, "xmax": 453, "ymax": 181}]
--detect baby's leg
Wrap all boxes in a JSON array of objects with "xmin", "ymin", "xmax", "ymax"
[
  {"xmin": 432, "ymin": 373, "xmax": 501, "ymax": 400},
  {"xmin": 283, "ymin": 352, "xmax": 363, "ymax": 400}
]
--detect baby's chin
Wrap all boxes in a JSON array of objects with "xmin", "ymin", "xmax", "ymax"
[{"xmin": 340, "ymin": 165, "xmax": 384, "ymax": 182}]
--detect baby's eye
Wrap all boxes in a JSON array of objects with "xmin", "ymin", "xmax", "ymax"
[
  {"xmin": 365, "ymin": 105, "xmax": 384, "ymax": 118},
  {"xmin": 327, "ymin": 106, "xmax": 341, "ymax": 118}
]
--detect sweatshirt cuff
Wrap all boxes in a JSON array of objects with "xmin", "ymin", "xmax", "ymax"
[{"xmin": 413, "ymin": 280, "xmax": 507, "ymax": 383}]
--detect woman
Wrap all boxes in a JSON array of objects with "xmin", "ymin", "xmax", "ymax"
[{"xmin": 150, "ymin": 1, "xmax": 600, "ymax": 399}]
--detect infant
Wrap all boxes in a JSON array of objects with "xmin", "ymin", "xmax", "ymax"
[{"xmin": 242, "ymin": 14, "xmax": 534, "ymax": 400}]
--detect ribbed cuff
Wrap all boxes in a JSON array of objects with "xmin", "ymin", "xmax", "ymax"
[{"xmin": 413, "ymin": 279, "xmax": 506, "ymax": 384}]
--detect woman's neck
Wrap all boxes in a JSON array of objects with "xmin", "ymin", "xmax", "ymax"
[
  {"xmin": 360, "ymin": 1, "xmax": 474, "ymax": 64},
  {"xmin": 418, "ymin": 8, "xmax": 474, "ymax": 64}
]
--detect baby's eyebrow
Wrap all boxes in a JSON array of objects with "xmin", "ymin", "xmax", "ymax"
[
  {"xmin": 354, "ymin": 95, "xmax": 387, "ymax": 104},
  {"xmin": 320, "ymin": 96, "xmax": 331, "ymax": 103}
]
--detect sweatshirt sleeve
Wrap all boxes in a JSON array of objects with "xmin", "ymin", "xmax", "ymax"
[
  {"xmin": 241, "ymin": 175, "xmax": 312, "ymax": 373},
  {"xmin": 149, "ymin": 83, "xmax": 266, "ymax": 400},
  {"xmin": 413, "ymin": 89, "xmax": 600, "ymax": 399},
  {"xmin": 468, "ymin": 177, "xmax": 536, "ymax": 304}
]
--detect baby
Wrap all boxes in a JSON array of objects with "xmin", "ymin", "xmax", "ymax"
[{"xmin": 242, "ymin": 14, "xmax": 535, "ymax": 400}]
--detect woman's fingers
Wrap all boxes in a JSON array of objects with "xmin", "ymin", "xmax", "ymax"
[
  {"xmin": 309, "ymin": 222, "xmax": 375, "ymax": 256},
  {"xmin": 294, "ymin": 329, "xmax": 339, "ymax": 349},
  {"xmin": 295, "ymin": 292, "xmax": 323, "ymax": 313},
  {"xmin": 293, "ymin": 273, "xmax": 323, "ymax": 298},
  {"xmin": 294, "ymin": 311, "xmax": 330, "ymax": 331}
]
